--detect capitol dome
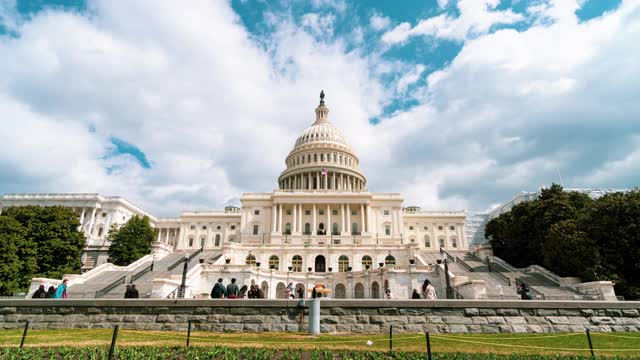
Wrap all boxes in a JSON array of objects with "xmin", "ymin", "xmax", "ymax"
[{"xmin": 278, "ymin": 92, "xmax": 366, "ymax": 191}]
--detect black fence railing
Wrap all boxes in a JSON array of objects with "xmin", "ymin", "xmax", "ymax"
[
  {"xmin": 491, "ymin": 271, "xmax": 512, "ymax": 286},
  {"xmin": 455, "ymin": 257, "xmax": 474, "ymax": 272},
  {"xmin": 130, "ymin": 265, "xmax": 152, "ymax": 284},
  {"xmin": 95, "ymin": 276, "xmax": 126, "ymax": 298}
]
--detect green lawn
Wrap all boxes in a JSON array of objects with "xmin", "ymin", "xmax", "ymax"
[{"xmin": 0, "ymin": 329, "xmax": 639, "ymax": 358}]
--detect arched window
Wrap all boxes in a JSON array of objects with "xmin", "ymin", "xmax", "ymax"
[
  {"xmin": 285, "ymin": 223, "xmax": 291, "ymax": 235},
  {"xmin": 308, "ymin": 154, "xmax": 311, "ymax": 163},
  {"xmin": 215, "ymin": 234, "xmax": 221, "ymax": 247},
  {"xmin": 385, "ymin": 255, "xmax": 396, "ymax": 267},
  {"xmin": 352, "ymin": 222, "xmax": 358, "ymax": 234},
  {"xmin": 269, "ymin": 255, "xmax": 279, "ymax": 270},
  {"xmin": 304, "ymin": 223, "xmax": 311, "ymax": 235},
  {"xmin": 451, "ymin": 236, "xmax": 458, "ymax": 248},
  {"xmin": 200, "ymin": 237, "xmax": 205, "ymax": 247},
  {"xmin": 361, "ymin": 255, "xmax": 372, "ymax": 269},
  {"xmin": 314, "ymin": 154, "xmax": 318, "ymax": 162},
  {"xmin": 438, "ymin": 237, "xmax": 445, "ymax": 248},
  {"xmin": 424, "ymin": 234, "xmax": 430, "ymax": 248},
  {"xmin": 246, "ymin": 254, "xmax": 256, "ymax": 266},
  {"xmin": 321, "ymin": 153, "xmax": 324, "ymax": 162},
  {"xmin": 338, "ymin": 255, "xmax": 349, "ymax": 272},
  {"xmin": 292, "ymin": 255, "xmax": 302, "ymax": 272},
  {"xmin": 188, "ymin": 237, "xmax": 194, "ymax": 247},
  {"xmin": 332, "ymin": 222, "xmax": 339, "ymax": 235}
]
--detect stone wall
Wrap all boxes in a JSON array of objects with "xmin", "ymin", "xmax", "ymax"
[{"xmin": 0, "ymin": 300, "xmax": 638, "ymax": 334}]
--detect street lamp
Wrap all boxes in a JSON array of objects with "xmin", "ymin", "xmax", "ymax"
[
  {"xmin": 150, "ymin": 254, "xmax": 155, "ymax": 272},
  {"xmin": 443, "ymin": 253, "xmax": 453, "ymax": 299},
  {"xmin": 178, "ymin": 254, "xmax": 189, "ymax": 299}
]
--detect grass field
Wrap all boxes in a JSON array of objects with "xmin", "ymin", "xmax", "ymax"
[{"xmin": 1, "ymin": 329, "xmax": 640, "ymax": 358}]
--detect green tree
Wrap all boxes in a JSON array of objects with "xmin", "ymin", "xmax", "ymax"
[
  {"xmin": 107, "ymin": 215, "xmax": 156, "ymax": 266},
  {"xmin": 1, "ymin": 206, "xmax": 83, "ymax": 282},
  {"xmin": 543, "ymin": 219, "xmax": 603, "ymax": 281},
  {"xmin": 0, "ymin": 217, "xmax": 28, "ymax": 295}
]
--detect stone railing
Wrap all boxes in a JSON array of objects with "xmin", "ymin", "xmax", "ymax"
[{"xmin": 0, "ymin": 299, "xmax": 637, "ymax": 334}]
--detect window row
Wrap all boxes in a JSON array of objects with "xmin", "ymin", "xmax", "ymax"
[
  {"xmin": 189, "ymin": 224, "xmax": 236, "ymax": 230},
  {"xmin": 187, "ymin": 234, "xmax": 224, "ymax": 247},
  {"xmin": 423, "ymin": 235, "xmax": 458, "ymax": 248},
  {"xmin": 287, "ymin": 152, "xmax": 355, "ymax": 168},
  {"xmin": 244, "ymin": 254, "xmax": 397, "ymax": 272},
  {"xmin": 408, "ymin": 225, "xmax": 456, "ymax": 231},
  {"xmin": 281, "ymin": 222, "xmax": 361, "ymax": 235}
]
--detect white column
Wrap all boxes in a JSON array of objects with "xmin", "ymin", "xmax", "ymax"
[
  {"xmin": 366, "ymin": 204, "xmax": 371, "ymax": 234},
  {"xmin": 327, "ymin": 204, "xmax": 331, "ymax": 234},
  {"xmin": 324, "ymin": 172, "xmax": 328, "ymax": 189},
  {"xmin": 332, "ymin": 173, "xmax": 335, "ymax": 190},
  {"xmin": 165, "ymin": 228, "xmax": 170, "ymax": 243},
  {"xmin": 308, "ymin": 173, "xmax": 312, "ymax": 190},
  {"xmin": 299, "ymin": 204, "xmax": 303, "ymax": 234},
  {"xmin": 278, "ymin": 204, "xmax": 283, "ymax": 233},
  {"xmin": 78, "ymin": 208, "xmax": 86, "ymax": 231},
  {"xmin": 339, "ymin": 174, "xmax": 343, "ymax": 190},
  {"xmin": 157, "ymin": 228, "xmax": 162, "ymax": 242},
  {"xmin": 293, "ymin": 203, "xmax": 297, "ymax": 233},
  {"xmin": 361, "ymin": 204, "xmax": 365, "ymax": 234},
  {"xmin": 88, "ymin": 207, "xmax": 97, "ymax": 237},
  {"xmin": 312, "ymin": 204, "xmax": 317, "ymax": 235},
  {"xmin": 346, "ymin": 204, "xmax": 351, "ymax": 235},
  {"xmin": 272, "ymin": 204, "xmax": 277, "ymax": 233},
  {"xmin": 341, "ymin": 204, "xmax": 346, "ymax": 233},
  {"xmin": 316, "ymin": 173, "xmax": 320, "ymax": 190}
]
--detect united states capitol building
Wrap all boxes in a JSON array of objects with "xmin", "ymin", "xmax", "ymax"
[{"xmin": 0, "ymin": 93, "xmax": 618, "ymax": 301}]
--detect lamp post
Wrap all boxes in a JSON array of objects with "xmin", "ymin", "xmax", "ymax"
[
  {"xmin": 178, "ymin": 254, "xmax": 189, "ymax": 299},
  {"xmin": 150, "ymin": 254, "xmax": 155, "ymax": 272},
  {"xmin": 443, "ymin": 253, "xmax": 453, "ymax": 299}
]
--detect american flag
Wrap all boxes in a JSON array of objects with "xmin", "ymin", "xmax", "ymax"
[{"xmin": 321, "ymin": 168, "xmax": 328, "ymax": 176}]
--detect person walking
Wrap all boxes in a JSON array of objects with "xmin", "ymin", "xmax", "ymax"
[
  {"xmin": 286, "ymin": 282, "xmax": 295, "ymax": 299},
  {"xmin": 45, "ymin": 286, "xmax": 56, "ymax": 298},
  {"xmin": 211, "ymin": 278, "xmax": 227, "ymax": 299},
  {"xmin": 411, "ymin": 289, "xmax": 421, "ymax": 299},
  {"xmin": 226, "ymin": 278, "xmax": 240, "ymax": 299},
  {"xmin": 421, "ymin": 279, "xmax": 437, "ymax": 299},
  {"xmin": 53, "ymin": 279, "xmax": 68, "ymax": 299},
  {"xmin": 32, "ymin": 285, "xmax": 46, "ymax": 298},
  {"xmin": 517, "ymin": 283, "xmax": 532, "ymax": 300}
]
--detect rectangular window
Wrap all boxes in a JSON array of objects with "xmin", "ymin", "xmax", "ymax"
[
  {"xmin": 385, "ymin": 225, "xmax": 390, "ymax": 236},
  {"xmin": 253, "ymin": 224, "xmax": 259, "ymax": 235},
  {"xmin": 409, "ymin": 226, "xmax": 414, "ymax": 230},
  {"xmin": 305, "ymin": 210, "xmax": 311, "ymax": 215},
  {"xmin": 254, "ymin": 210, "xmax": 260, "ymax": 215},
  {"xmin": 450, "ymin": 226, "xmax": 455, "ymax": 231},
  {"xmin": 231, "ymin": 225, "xmax": 236, "ymax": 230},
  {"xmin": 202, "ymin": 225, "xmax": 207, "ymax": 230},
  {"xmin": 188, "ymin": 238, "xmax": 194, "ymax": 247},
  {"xmin": 424, "ymin": 226, "xmax": 428, "ymax": 230},
  {"xmin": 438, "ymin": 226, "xmax": 443, "ymax": 231},
  {"xmin": 217, "ymin": 225, "xmax": 221, "ymax": 230},
  {"xmin": 200, "ymin": 238, "xmax": 205, "ymax": 247},
  {"xmin": 102, "ymin": 213, "xmax": 107, "ymax": 217},
  {"xmin": 98, "ymin": 227, "xmax": 103, "ymax": 237},
  {"xmin": 351, "ymin": 210, "xmax": 357, "ymax": 216},
  {"xmin": 332, "ymin": 210, "xmax": 338, "ymax": 215},
  {"xmin": 319, "ymin": 210, "xmax": 324, "ymax": 215},
  {"xmin": 384, "ymin": 210, "xmax": 390, "ymax": 216},
  {"xmin": 452, "ymin": 238, "xmax": 457, "ymax": 248},
  {"xmin": 286, "ymin": 210, "xmax": 292, "ymax": 215},
  {"xmin": 190, "ymin": 225, "xmax": 196, "ymax": 230}
]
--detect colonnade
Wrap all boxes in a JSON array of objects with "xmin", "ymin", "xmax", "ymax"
[
  {"xmin": 271, "ymin": 203, "xmax": 370, "ymax": 235},
  {"xmin": 156, "ymin": 228, "xmax": 180, "ymax": 247},
  {"xmin": 279, "ymin": 171, "xmax": 365, "ymax": 191}
]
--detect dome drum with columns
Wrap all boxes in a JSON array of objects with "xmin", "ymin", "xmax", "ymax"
[{"xmin": 278, "ymin": 93, "xmax": 366, "ymax": 191}]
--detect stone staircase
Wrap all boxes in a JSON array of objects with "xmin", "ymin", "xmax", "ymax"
[
  {"xmin": 421, "ymin": 250, "xmax": 582, "ymax": 300},
  {"xmin": 98, "ymin": 250, "xmax": 222, "ymax": 299}
]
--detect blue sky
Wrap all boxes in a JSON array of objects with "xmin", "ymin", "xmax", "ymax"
[{"xmin": 0, "ymin": 0, "xmax": 637, "ymax": 216}]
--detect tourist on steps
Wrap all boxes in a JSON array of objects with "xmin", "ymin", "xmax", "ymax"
[
  {"xmin": 226, "ymin": 278, "xmax": 240, "ymax": 299},
  {"xmin": 45, "ymin": 286, "xmax": 56, "ymax": 298},
  {"xmin": 421, "ymin": 279, "xmax": 437, "ymax": 299},
  {"xmin": 412, "ymin": 289, "xmax": 421, "ymax": 299},
  {"xmin": 211, "ymin": 278, "xmax": 227, "ymax": 299},
  {"xmin": 32, "ymin": 285, "xmax": 46, "ymax": 299},
  {"xmin": 53, "ymin": 279, "xmax": 68, "ymax": 299}
]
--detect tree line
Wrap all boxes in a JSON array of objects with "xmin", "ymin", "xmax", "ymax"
[
  {"xmin": 485, "ymin": 184, "xmax": 640, "ymax": 300},
  {"xmin": 0, "ymin": 205, "xmax": 156, "ymax": 296},
  {"xmin": 0, "ymin": 206, "xmax": 85, "ymax": 296}
]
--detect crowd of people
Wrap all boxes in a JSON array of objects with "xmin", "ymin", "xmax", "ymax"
[{"xmin": 31, "ymin": 279, "xmax": 68, "ymax": 299}]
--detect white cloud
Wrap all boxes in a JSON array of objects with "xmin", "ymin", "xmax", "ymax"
[
  {"xmin": 382, "ymin": 0, "xmax": 524, "ymax": 43},
  {"xmin": 301, "ymin": 13, "xmax": 336, "ymax": 38},
  {"xmin": 370, "ymin": 13, "xmax": 391, "ymax": 31},
  {"xmin": 396, "ymin": 64, "xmax": 426, "ymax": 93}
]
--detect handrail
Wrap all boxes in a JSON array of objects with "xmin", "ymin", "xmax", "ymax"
[
  {"xmin": 439, "ymin": 248, "xmax": 455, "ymax": 262},
  {"xmin": 167, "ymin": 247, "xmax": 204, "ymax": 272},
  {"xmin": 491, "ymin": 260, "xmax": 514, "ymax": 274},
  {"xmin": 490, "ymin": 271, "xmax": 512, "ymax": 286},
  {"xmin": 95, "ymin": 276, "xmax": 126, "ymax": 298},
  {"xmin": 188, "ymin": 247, "xmax": 204, "ymax": 262},
  {"xmin": 455, "ymin": 257, "xmax": 474, "ymax": 272},
  {"xmin": 130, "ymin": 264, "xmax": 152, "ymax": 283}
]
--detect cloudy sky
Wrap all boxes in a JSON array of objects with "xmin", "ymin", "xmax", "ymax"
[{"xmin": 0, "ymin": 0, "xmax": 638, "ymax": 216}]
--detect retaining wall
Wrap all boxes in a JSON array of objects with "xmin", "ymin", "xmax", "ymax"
[{"xmin": 0, "ymin": 300, "xmax": 639, "ymax": 334}]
